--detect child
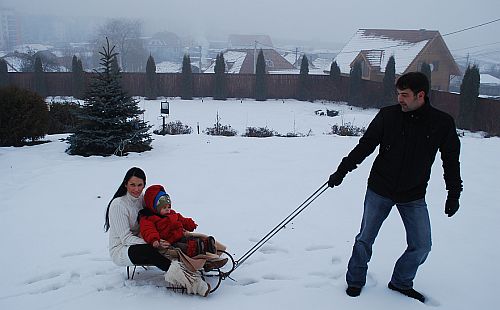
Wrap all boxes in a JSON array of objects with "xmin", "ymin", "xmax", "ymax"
[{"xmin": 139, "ymin": 185, "xmax": 227, "ymax": 271}]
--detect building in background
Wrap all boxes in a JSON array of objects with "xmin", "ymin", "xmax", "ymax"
[
  {"xmin": 204, "ymin": 48, "xmax": 294, "ymax": 74},
  {"xmin": 0, "ymin": 7, "xmax": 20, "ymax": 50},
  {"xmin": 334, "ymin": 29, "xmax": 461, "ymax": 91}
]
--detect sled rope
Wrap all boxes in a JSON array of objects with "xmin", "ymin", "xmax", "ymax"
[{"xmin": 230, "ymin": 181, "xmax": 329, "ymax": 273}]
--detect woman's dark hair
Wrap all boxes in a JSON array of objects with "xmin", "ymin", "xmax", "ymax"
[{"xmin": 104, "ymin": 167, "xmax": 146, "ymax": 232}]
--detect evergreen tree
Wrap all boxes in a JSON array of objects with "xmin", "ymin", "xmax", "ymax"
[
  {"xmin": 145, "ymin": 54, "xmax": 157, "ymax": 100},
  {"xmin": 420, "ymin": 62, "xmax": 432, "ymax": 91},
  {"xmin": 458, "ymin": 64, "xmax": 480, "ymax": 130},
  {"xmin": 381, "ymin": 55, "xmax": 396, "ymax": 107},
  {"xmin": 329, "ymin": 60, "xmax": 341, "ymax": 82},
  {"xmin": 298, "ymin": 55, "xmax": 309, "ymax": 101},
  {"xmin": 71, "ymin": 55, "xmax": 85, "ymax": 99},
  {"xmin": 214, "ymin": 52, "xmax": 226, "ymax": 100},
  {"xmin": 67, "ymin": 38, "xmax": 152, "ymax": 156},
  {"xmin": 0, "ymin": 58, "xmax": 8, "ymax": 88},
  {"xmin": 255, "ymin": 49, "xmax": 267, "ymax": 101},
  {"xmin": 349, "ymin": 61, "xmax": 363, "ymax": 106},
  {"xmin": 181, "ymin": 54, "xmax": 193, "ymax": 100},
  {"xmin": 34, "ymin": 56, "xmax": 47, "ymax": 97}
]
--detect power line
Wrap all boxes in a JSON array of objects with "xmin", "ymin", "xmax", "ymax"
[
  {"xmin": 451, "ymin": 41, "xmax": 500, "ymax": 52},
  {"xmin": 442, "ymin": 18, "xmax": 500, "ymax": 37}
]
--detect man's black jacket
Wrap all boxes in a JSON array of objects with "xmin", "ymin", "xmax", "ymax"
[{"xmin": 336, "ymin": 101, "xmax": 462, "ymax": 203}]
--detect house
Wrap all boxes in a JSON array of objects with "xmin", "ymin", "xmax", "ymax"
[
  {"xmin": 334, "ymin": 29, "xmax": 461, "ymax": 91},
  {"xmin": 204, "ymin": 49, "xmax": 294, "ymax": 74},
  {"xmin": 146, "ymin": 31, "xmax": 183, "ymax": 62},
  {"xmin": 479, "ymin": 74, "xmax": 500, "ymax": 97}
]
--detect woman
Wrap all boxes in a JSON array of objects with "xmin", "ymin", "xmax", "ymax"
[{"xmin": 105, "ymin": 167, "xmax": 210, "ymax": 296}]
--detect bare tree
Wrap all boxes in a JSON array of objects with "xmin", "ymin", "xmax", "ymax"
[{"xmin": 95, "ymin": 18, "xmax": 147, "ymax": 72}]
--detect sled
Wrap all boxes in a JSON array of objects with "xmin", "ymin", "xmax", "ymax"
[{"xmin": 127, "ymin": 249, "xmax": 235, "ymax": 293}]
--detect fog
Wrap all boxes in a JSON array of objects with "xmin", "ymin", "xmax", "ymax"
[{"xmin": 2, "ymin": 0, "xmax": 499, "ymax": 53}]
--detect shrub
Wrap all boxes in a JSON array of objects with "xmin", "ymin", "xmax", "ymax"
[
  {"xmin": 0, "ymin": 86, "xmax": 49, "ymax": 146},
  {"xmin": 154, "ymin": 120, "xmax": 192, "ymax": 135},
  {"xmin": 243, "ymin": 126, "xmax": 275, "ymax": 137},
  {"xmin": 205, "ymin": 124, "xmax": 237, "ymax": 136},
  {"xmin": 330, "ymin": 122, "xmax": 365, "ymax": 136},
  {"xmin": 277, "ymin": 129, "xmax": 312, "ymax": 138},
  {"xmin": 205, "ymin": 112, "xmax": 237, "ymax": 136},
  {"xmin": 47, "ymin": 101, "xmax": 81, "ymax": 134}
]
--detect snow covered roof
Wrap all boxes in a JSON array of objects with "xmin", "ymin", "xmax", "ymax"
[
  {"xmin": 13, "ymin": 43, "xmax": 53, "ymax": 54},
  {"xmin": 156, "ymin": 61, "xmax": 182, "ymax": 73},
  {"xmin": 2, "ymin": 55, "xmax": 23, "ymax": 72},
  {"xmin": 334, "ymin": 29, "xmax": 438, "ymax": 75},
  {"xmin": 480, "ymin": 74, "xmax": 500, "ymax": 86},
  {"xmin": 205, "ymin": 50, "xmax": 247, "ymax": 74},
  {"xmin": 205, "ymin": 49, "xmax": 294, "ymax": 74},
  {"xmin": 283, "ymin": 53, "xmax": 298, "ymax": 66}
]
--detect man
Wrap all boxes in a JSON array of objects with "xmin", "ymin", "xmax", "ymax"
[{"xmin": 329, "ymin": 72, "xmax": 462, "ymax": 303}]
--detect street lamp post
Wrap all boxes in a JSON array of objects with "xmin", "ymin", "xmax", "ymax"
[{"xmin": 160, "ymin": 100, "xmax": 170, "ymax": 133}]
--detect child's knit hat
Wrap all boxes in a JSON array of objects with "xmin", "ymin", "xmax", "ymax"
[{"xmin": 144, "ymin": 184, "xmax": 170, "ymax": 213}]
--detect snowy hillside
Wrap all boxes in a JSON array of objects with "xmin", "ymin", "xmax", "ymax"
[{"xmin": 0, "ymin": 98, "xmax": 498, "ymax": 310}]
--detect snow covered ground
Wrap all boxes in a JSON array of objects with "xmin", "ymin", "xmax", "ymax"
[{"xmin": 0, "ymin": 98, "xmax": 498, "ymax": 310}]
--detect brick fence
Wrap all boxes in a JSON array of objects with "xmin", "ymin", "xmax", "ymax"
[{"xmin": 5, "ymin": 72, "xmax": 499, "ymax": 136}]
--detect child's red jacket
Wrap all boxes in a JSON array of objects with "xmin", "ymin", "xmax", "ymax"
[{"xmin": 139, "ymin": 209, "xmax": 197, "ymax": 244}]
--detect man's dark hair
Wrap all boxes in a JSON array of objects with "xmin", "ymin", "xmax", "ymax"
[{"xmin": 396, "ymin": 72, "xmax": 429, "ymax": 98}]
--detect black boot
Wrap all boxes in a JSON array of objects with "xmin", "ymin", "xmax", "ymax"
[
  {"xmin": 388, "ymin": 282, "xmax": 425, "ymax": 303},
  {"xmin": 346, "ymin": 286, "xmax": 362, "ymax": 297}
]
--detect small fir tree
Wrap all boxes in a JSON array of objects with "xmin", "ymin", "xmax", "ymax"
[
  {"xmin": 329, "ymin": 60, "xmax": 341, "ymax": 82},
  {"xmin": 298, "ymin": 55, "xmax": 309, "ymax": 101},
  {"xmin": 381, "ymin": 55, "xmax": 396, "ymax": 107},
  {"xmin": 34, "ymin": 56, "xmax": 47, "ymax": 97},
  {"xmin": 458, "ymin": 64, "xmax": 480, "ymax": 130},
  {"xmin": 145, "ymin": 54, "xmax": 157, "ymax": 100},
  {"xmin": 214, "ymin": 52, "xmax": 227, "ymax": 100},
  {"xmin": 420, "ymin": 62, "xmax": 432, "ymax": 91},
  {"xmin": 66, "ymin": 38, "xmax": 152, "ymax": 156},
  {"xmin": 0, "ymin": 58, "xmax": 8, "ymax": 88},
  {"xmin": 255, "ymin": 49, "xmax": 267, "ymax": 101},
  {"xmin": 181, "ymin": 54, "xmax": 193, "ymax": 100},
  {"xmin": 349, "ymin": 61, "xmax": 363, "ymax": 106}
]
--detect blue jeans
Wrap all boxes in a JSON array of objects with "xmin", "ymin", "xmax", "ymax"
[{"xmin": 346, "ymin": 188, "xmax": 432, "ymax": 290}]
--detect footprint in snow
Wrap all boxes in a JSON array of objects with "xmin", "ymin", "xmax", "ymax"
[
  {"xmin": 262, "ymin": 273, "xmax": 296, "ymax": 281},
  {"xmin": 25, "ymin": 271, "xmax": 81, "ymax": 294},
  {"xmin": 305, "ymin": 245, "xmax": 334, "ymax": 251},
  {"xmin": 331, "ymin": 256, "xmax": 342, "ymax": 265},
  {"xmin": 244, "ymin": 287, "xmax": 280, "ymax": 296},
  {"xmin": 24, "ymin": 270, "xmax": 63, "ymax": 285},
  {"xmin": 235, "ymin": 278, "xmax": 259, "ymax": 286},
  {"xmin": 308, "ymin": 270, "xmax": 343, "ymax": 281},
  {"xmin": 61, "ymin": 250, "xmax": 91, "ymax": 258},
  {"xmin": 258, "ymin": 245, "xmax": 288, "ymax": 254}
]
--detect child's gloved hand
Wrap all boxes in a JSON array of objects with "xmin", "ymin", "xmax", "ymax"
[{"xmin": 159, "ymin": 239, "xmax": 171, "ymax": 248}]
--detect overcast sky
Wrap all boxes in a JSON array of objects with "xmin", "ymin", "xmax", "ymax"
[{"xmin": 1, "ymin": 0, "xmax": 499, "ymax": 55}]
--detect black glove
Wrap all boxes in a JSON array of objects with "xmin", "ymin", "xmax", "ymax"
[
  {"xmin": 445, "ymin": 198, "xmax": 459, "ymax": 217},
  {"xmin": 328, "ymin": 171, "xmax": 344, "ymax": 188}
]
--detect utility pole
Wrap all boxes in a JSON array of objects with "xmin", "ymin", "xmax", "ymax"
[
  {"xmin": 199, "ymin": 45, "xmax": 202, "ymax": 73},
  {"xmin": 295, "ymin": 47, "xmax": 298, "ymax": 68}
]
